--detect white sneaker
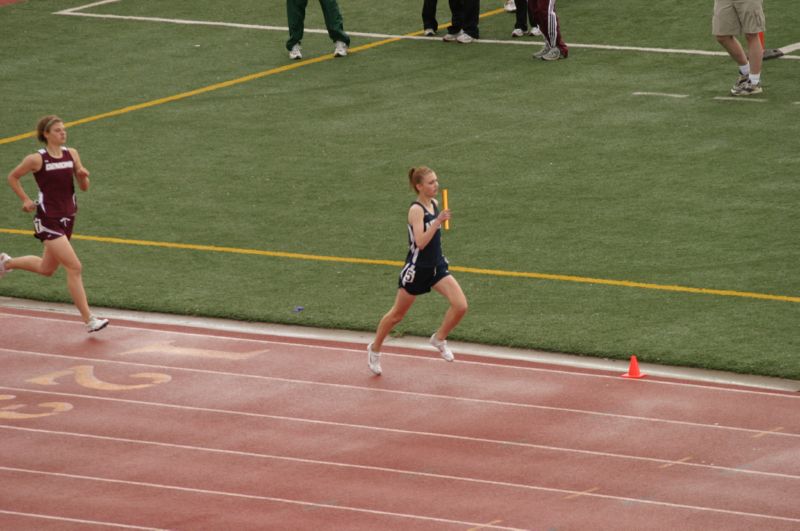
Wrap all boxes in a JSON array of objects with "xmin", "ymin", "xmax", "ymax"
[
  {"xmin": 87, "ymin": 316, "xmax": 109, "ymax": 333},
  {"xmin": 529, "ymin": 26, "xmax": 542, "ymax": 36},
  {"xmin": 0, "ymin": 253, "xmax": 10, "ymax": 278},
  {"xmin": 367, "ymin": 343, "xmax": 382, "ymax": 375},
  {"xmin": 333, "ymin": 41, "xmax": 348, "ymax": 57},
  {"xmin": 443, "ymin": 30, "xmax": 462, "ymax": 42},
  {"xmin": 504, "ymin": 0, "xmax": 516, "ymax": 12},
  {"xmin": 540, "ymin": 47, "xmax": 563, "ymax": 61},
  {"xmin": 423, "ymin": 28, "xmax": 436, "ymax": 37},
  {"xmin": 456, "ymin": 32, "xmax": 475, "ymax": 44},
  {"xmin": 429, "ymin": 334, "xmax": 454, "ymax": 362},
  {"xmin": 289, "ymin": 44, "xmax": 302, "ymax": 60},
  {"xmin": 533, "ymin": 45, "xmax": 551, "ymax": 59},
  {"xmin": 511, "ymin": 28, "xmax": 524, "ymax": 38}
]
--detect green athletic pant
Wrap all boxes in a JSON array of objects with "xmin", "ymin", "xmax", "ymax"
[{"xmin": 286, "ymin": 0, "xmax": 350, "ymax": 50}]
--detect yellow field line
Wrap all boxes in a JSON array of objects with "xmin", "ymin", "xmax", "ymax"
[
  {"xmin": 447, "ymin": 265, "xmax": 800, "ymax": 303},
  {"xmin": 0, "ymin": 9, "xmax": 501, "ymax": 146},
  {"xmin": 2, "ymin": 228, "xmax": 797, "ymax": 303},
  {"xmin": 0, "ymin": 51, "xmax": 341, "ymax": 145}
]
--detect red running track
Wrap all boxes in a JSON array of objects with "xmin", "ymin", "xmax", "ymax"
[{"xmin": 1, "ymin": 307, "xmax": 799, "ymax": 530}]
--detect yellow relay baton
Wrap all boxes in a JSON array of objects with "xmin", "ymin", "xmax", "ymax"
[{"xmin": 442, "ymin": 188, "xmax": 450, "ymax": 230}]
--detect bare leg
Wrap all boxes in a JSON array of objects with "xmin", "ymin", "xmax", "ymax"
[
  {"xmin": 9, "ymin": 237, "xmax": 92, "ymax": 322},
  {"xmin": 744, "ymin": 32, "xmax": 763, "ymax": 75},
  {"xmin": 716, "ymin": 35, "xmax": 748, "ymax": 66},
  {"xmin": 432, "ymin": 275, "xmax": 468, "ymax": 341},
  {"xmin": 7, "ymin": 249, "xmax": 60, "ymax": 277},
  {"xmin": 372, "ymin": 289, "xmax": 416, "ymax": 352}
]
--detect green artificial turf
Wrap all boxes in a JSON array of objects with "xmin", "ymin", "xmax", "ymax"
[{"xmin": 1, "ymin": 0, "xmax": 798, "ymax": 378}]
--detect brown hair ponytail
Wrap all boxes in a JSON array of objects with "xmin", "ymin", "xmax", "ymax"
[
  {"xmin": 408, "ymin": 166, "xmax": 433, "ymax": 192},
  {"xmin": 36, "ymin": 115, "xmax": 63, "ymax": 143}
]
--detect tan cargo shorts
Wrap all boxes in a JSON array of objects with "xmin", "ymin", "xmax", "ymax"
[{"xmin": 712, "ymin": 0, "xmax": 765, "ymax": 36}]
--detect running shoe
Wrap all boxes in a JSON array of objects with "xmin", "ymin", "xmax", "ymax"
[
  {"xmin": 289, "ymin": 44, "xmax": 302, "ymax": 60},
  {"xmin": 333, "ymin": 41, "xmax": 348, "ymax": 57},
  {"xmin": 730, "ymin": 80, "xmax": 763, "ymax": 96},
  {"xmin": 0, "ymin": 253, "xmax": 10, "ymax": 278},
  {"xmin": 533, "ymin": 45, "xmax": 552, "ymax": 59},
  {"xmin": 429, "ymin": 334, "xmax": 454, "ymax": 362},
  {"xmin": 511, "ymin": 28, "xmax": 525, "ymax": 38},
  {"xmin": 456, "ymin": 32, "xmax": 475, "ymax": 44},
  {"xmin": 504, "ymin": 0, "xmax": 516, "ymax": 12},
  {"xmin": 540, "ymin": 47, "xmax": 564, "ymax": 61},
  {"xmin": 87, "ymin": 316, "xmax": 109, "ymax": 333},
  {"xmin": 367, "ymin": 343, "xmax": 382, "ymax": 375},
  {"xmin": 732, "ymin": 73, "xmax": 749, "ymax": 91},
  {"xmin": 443, "ymin": 30, "xmax": 462, "ymax": 42}
]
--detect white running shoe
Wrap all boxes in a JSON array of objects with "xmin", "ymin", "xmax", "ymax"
[
  {"xmin": 423, "ymin": 28, "xmax": 436, "ymax": 37},
  {"xmin": 456, "ymin": 32, "xmax": 475, "ymax": 44},
  {"xmin": 0, "ymin": 253, "xmax": 10, "ymax": 278},
  {"xmin": 333, "ymin": 41, "xmax": 348, "ymax": 57},
  {"xmin": 289, "ymin": 44, "xmax": 302, "ymax": 60},
  {"xmin": 504, "ymin": 0, "xmax": 516, "ymax": 12},
  {"xmin": 443, "ymin": 30, "xmax": 462, "ymax": 42},
  {"xmin": 533, "ymin": 45, "xmax": 552, "ymax": 59},
  {"xmin": 511, "ymin": 28, "xmax": 525, "ymax": 38},
  {"xmin": 529, "ymin": 26, "xmax": 542, "ymax": 36},
  {"xmin": 87, "ymin": 315, "xmax": 109, "ymax": 333},
  {"xmin": 429, "ymin": 334, "xmax": 454, "ymax": 362},
  {"xmin": 367, "ymin": 343, "xmax": 382, "ymax": 375},
  {"xmin": 540, "ymin": 47, "xmax": 564, "ymax": 61}
]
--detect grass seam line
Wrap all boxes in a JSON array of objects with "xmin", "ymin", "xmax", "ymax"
[
  {"xmin": 1, "ymin": 228, "xmax": 796, "ymax": 303},
  {"xmin": 0, "ymin": 9, "xmax": 501, "ymax": 146}
]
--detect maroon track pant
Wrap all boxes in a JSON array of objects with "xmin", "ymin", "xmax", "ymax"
[{"xmin": 529, "ymin": 0, "xmax": 568, "ymax": 56}]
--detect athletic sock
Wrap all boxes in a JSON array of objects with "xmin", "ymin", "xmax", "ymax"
[
  {"xmin": 739, "ymin": 63, "xmax": 750, "ymax": 76},
  {"xmin": 749, "ymin": 73, "xmax": 761, "ymax": 85}
]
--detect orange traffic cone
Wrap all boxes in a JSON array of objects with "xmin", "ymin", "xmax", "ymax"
[{"xmin": 621, "ymin": 355, "xmax": 645, "ymax": 379}]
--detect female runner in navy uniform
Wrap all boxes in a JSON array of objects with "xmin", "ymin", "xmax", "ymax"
[
  {"xmin": 367, "ymin": 167, "xmax": 468, "ymax": 375},
  {"xmin": 1, "ymin": 115, "xmax": 109, "ymax": 333}
]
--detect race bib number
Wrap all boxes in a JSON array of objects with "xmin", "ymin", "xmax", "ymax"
[{"xmin": 401, "ymin": 264, "xmax": 416, "ymax": 285}]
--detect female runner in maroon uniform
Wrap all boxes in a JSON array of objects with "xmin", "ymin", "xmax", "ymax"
[
  {"xmin": 367, "ymin": 167, "xmax": 468, "ymax": 375},
  {"xmin": 1, "ymin": 115, "xmax": 108, "ymax": 332}
]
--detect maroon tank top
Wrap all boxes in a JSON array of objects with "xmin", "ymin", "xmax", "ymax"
[{"xmin": 33, "ymin": 147, "xmax": 77, "ymax": 217}]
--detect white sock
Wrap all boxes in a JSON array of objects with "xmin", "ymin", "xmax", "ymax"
[
  {"xmin": 739, "ymin": 63, "xmax": 750, "ymax": 76},
  {"xmin": 749, "ymin": 73, "xmax": 761, "ymax": 85}
]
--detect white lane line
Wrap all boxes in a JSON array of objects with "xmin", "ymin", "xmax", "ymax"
[
  {"xmin": 633, "ymin": 92, "xmax": 690, "ymax": 98},
  {"xmin": 713, "ymin": 97, "xmax": 768, "ymax": 103},
  {"xmin": 781, "ymin": 42, "xmax": 800, "ymax": 53},
  {"xmin": 4, "ymin": 349, "xmax": 799, "ymax": 437},
  {"xmin": 6, "ymin": 424, "xmax": 799, "ymax": 482},
  {"xmin": 2, "ymin": 388, "xmax": 799, "ymax": 482},
  {"xmin": 3, "ymin": 313, "xmax": 799, "ymax": 399},
  {"xmin": 3, "ymin": 465, "xmax": 798, "ymax": 525},
  {"xmin": 0, "ymin": 466, "xmax": 524, "ymax": 530},
  {"xmin": 53, "ymin": 5, "xmax": 800, "ymax": 60},
  {"xmin": 54, "ymin": 0, "xmax": 120, "ymax": 15},
  {"xmin": 0, "ymin": 509, "xmax": 164, "ymax": 530}
]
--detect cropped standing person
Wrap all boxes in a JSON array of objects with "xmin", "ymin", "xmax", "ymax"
[
  {"xmin": 443, "ymin": 0, "xmax": 481, "ymax": 44},
  {"xmin": 1, "ymin": 115, "xmax": 109, "ymax": 333},
  {"xmin": 286, "ymin": 0, "xmax": 351, "ymax": 60},
  {"xmin": 530, "ymin": 0, "xmax": 569, "ymax": 61},
  {"xmin": 713, "ymin": 0, "xmax": 765, "ymax": 95},
  {"xmin": 510, "ymin": 0, "xmax": 541, "ymax": 38},
  {"xmin": 422, "ymin": 0, "xmax": 439, "ymax": 35},
  {"xmin": 367, "ymin": 167, "xmax": 468, "ymax": 375}
]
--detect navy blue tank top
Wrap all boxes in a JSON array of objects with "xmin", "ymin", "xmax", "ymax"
[{"xmin": 405, "ymin": 201, "xmax": 443, "ymax": 268}]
